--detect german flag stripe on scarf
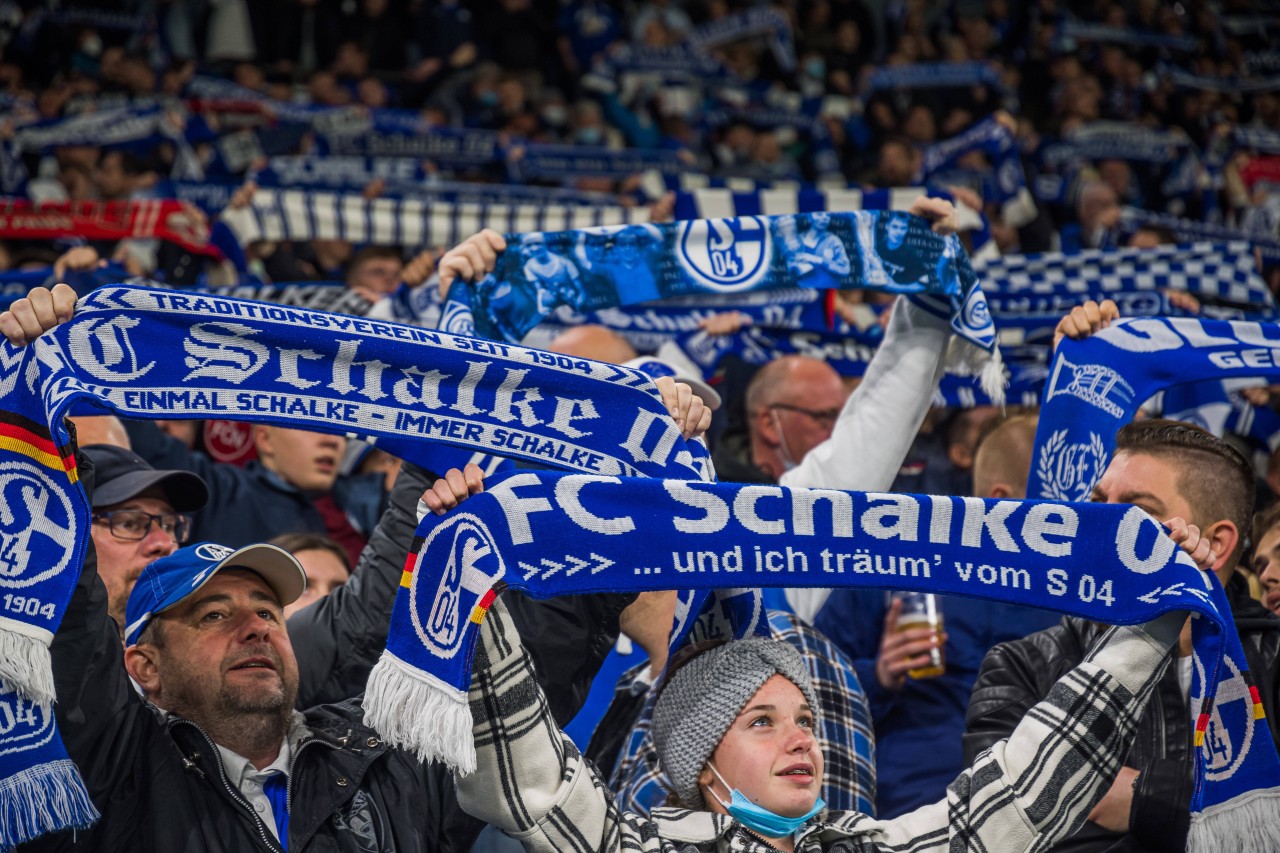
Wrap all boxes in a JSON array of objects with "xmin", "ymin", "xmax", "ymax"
[{"xmin": 0, "ymin": 412, "xmax": 77, "ymax": 480}]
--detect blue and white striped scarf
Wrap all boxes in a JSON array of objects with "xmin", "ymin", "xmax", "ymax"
[{"xmin": 0, "ymin": 283, "xmax": 712, "ymax": 848}]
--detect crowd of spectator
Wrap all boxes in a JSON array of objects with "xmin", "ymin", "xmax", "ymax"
[{"xmin": 3, "ymin": 0, "xmax": 1280, "ymax": 851}]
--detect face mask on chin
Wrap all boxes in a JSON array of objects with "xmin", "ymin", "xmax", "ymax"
[{"xmin": 704, "ymin": 761, "xmax": 825, "ymax": 840}]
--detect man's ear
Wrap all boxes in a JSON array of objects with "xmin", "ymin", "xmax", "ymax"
[
  {"xmin": 1205, "ymin": 519, "xmax": 1240, "ymax": 580},
  {"xmin": 988, "ymin": 482, "xmax": 1015, "ymax": 499},
  {"xmin": 252, "ymin": 424, "xmax": 274, "ymax": 456},
  {"xmin": 948, "ymin": 443, "xmax": 974, "ymax": 470},
  {"xmin": 754, "ymin": 408, "xmax": 780, "ymax": 444},
  {"xmin": 124, "ymin": 644, "xmax": 162, "ymax": 699}
]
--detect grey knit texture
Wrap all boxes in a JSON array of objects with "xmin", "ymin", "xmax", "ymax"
[{"xmin": 651, "ymin": 638, "xmax": 819, "ymax": 808}]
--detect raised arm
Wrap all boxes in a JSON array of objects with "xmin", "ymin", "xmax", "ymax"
[{"xmin": 861, "ymin": 613, "xmax": 1186, "ymax": 852}]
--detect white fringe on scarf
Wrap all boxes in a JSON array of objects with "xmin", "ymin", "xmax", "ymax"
[
  {"xmin": 944, "ymin": 337, "xmax": 1007, "ymax": 406},
  {"xmin": 363, "ymin": 650, "xmax": 477, "ymax": 775},
  {"xmin": 0, "ymin": 629, "xmax": 55, "ymax": 706},
  {"xmin": 0, "ymin": 759, "xmax": 99, "ymax": 850},
  {"xmin": 1188, "ymin": 787, "xmax": 1280, "ymax": 853}
]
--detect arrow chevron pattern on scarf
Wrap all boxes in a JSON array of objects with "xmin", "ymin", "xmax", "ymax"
[{"xmin": 362, "ymin": 470, "xmax": 1280, "ymax": 852}]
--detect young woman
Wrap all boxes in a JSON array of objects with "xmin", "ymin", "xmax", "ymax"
[{"xmin": 422, "ymin": 469, "xmax": 1211, "ymax": 853}]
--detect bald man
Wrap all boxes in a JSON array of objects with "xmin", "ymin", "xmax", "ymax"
[
  {"xmin": 745, "ymin": 355, "xmax": 849, "ymax": 481},
  {"xmin": 548, "ymin": 324, "xmax": 639, "ymax": 364},
  {"xmin": 813, "ymin": 412, "xmax": 1060, "ymax": 818}
]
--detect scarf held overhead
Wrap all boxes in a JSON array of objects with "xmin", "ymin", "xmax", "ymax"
[
  {"xmin": 1028, "ymin": 317, "xmax": 1280, "ymax": 503},
  {"xmin": 0, "ymin": 284, "xmax": 710, "ymax": 849},
  {"xmin": 363, "ymin": 471, "xmax": 1280, "ymax": 850},
  {"xmin": 440, "ymin": 210, "xmax": 1002, "ymax": 397}
]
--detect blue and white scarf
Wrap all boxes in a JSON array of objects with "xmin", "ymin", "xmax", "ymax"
[
  {"xmin": 1028, "ymin": 317, "xmax": 1280, "ymax": 503},
  {"xmin": 506, "ymin": 145, "xmax": 691, "ymax": 182},
  {"xmin": 440, "ymin": 211, "xmax": 1000, "ymax": 393},
  {"xmin": 1056, "ymin": 21, "xmax": 1200, "ymax": 52},
  {"xmin": 0, "ymin": 283, "xmax": 716, "ymax": 848},
  {"xmin": 219, "ymin": 187, "xmax": 650, "ymax": 254},
  {"xmin": 975, "ymin": 241, "xmax": 1274, "ymax": 309},
  {"xmin": 1118, "ymin": 207, "xmax": 1280, "ymax": 267},
  {"xmin": 671, "ymin": 185, "xmax": 926, "ymax": 221},
  {"xmin": 363, "ymin": 470, "xmax": 1280, "ymax": 852},
  {"xmin": 864, "ymin": 62, "xmax": 1004, "ymax": 92},
  {"xmin": 919, "ymin": 116, "xmax": 1036, "ymax": 227}
]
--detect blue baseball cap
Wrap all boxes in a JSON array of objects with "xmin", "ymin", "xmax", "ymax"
[{"xmin": 124, "ymin": 542, "xmax": 307, "ymax": 646}]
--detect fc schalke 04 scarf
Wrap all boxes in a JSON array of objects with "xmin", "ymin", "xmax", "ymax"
[
  {"xmin": 364, "ymin": 471, "xmax": 1280, "ymax": 851},
  {"xmin": 1028, "ymin": 317, "xmax": 1280, "ymax": 503},
  {"xmin": 0, "ymin": 285, "xmax": 709, "ymax": 849},
  {"xmin": 440, "ymin": 210, "xmax": 1004, "ymax": 400}
]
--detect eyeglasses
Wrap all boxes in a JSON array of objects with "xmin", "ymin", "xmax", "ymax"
[
  {"xmin": 92, "ymin": 510, "xmax": 191, "ymax": 544},
  {"xmin": 769, "ymin": 403, "xmax": 842, "ymax": 428}
]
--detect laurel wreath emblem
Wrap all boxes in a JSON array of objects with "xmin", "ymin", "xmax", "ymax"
[{"xmin": 1037, "ymin": 429, "xmax": 1108, "ymax": 501}]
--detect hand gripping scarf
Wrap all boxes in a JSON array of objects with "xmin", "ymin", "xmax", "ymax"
[
  {"xmin": 364, "ymin": 471, "xmax": 1280, "ymax": 851},
  {"xmin": 438, "ymin": 210, "xmax": 1004, "ymax": 402},
  {"xmin": 0, "ymin": 284, "xmax": 709, "ymax": 849},
  {"xmin": 1028, "ymin": 317, "xmax": 1280, "ymax": 503}
]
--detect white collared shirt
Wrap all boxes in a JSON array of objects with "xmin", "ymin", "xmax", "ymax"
[{"xmin": 216, "ymin": 739, "xmax": 292, "ymax": 841}]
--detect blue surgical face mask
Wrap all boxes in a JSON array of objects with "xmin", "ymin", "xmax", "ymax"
[{"xmin": 704, "ymin": 762, "xmax": 825, "ymax": 839}]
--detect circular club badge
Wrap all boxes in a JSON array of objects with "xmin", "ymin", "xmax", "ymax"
[
  {"xmin": 203, "ymin": 420, "xmax": 258, "ymax": 466},
  {"xmin": 678, "ymin": 217, "xmax": 772, "ymax": 292}
]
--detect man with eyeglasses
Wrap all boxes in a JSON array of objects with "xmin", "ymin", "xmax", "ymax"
[
  {"xmin": 84, "ymin": 444, "xmax": 209, "ymax": 639},
  {"xmin": 745, "ymin": 355, "xmax": 847, "ymax": 482}
]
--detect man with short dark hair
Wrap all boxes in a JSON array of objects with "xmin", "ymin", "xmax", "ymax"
[{"xmin": 966, "ymin": 419, "xmax": 1280, "ymax": 852}]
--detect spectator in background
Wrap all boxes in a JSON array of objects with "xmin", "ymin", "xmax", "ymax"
[
  {"xmin": 345, "ymin": 245, "xmax": 403, "ymax": 301},
  {"xmin": 1252, "ymin": 504, "xmax": 1280, "ymax": 616},
  {"xmin": 83, "ymin": 444, "xmax": 209, "ymax": 639},
  {"xmin": 270, "ymin": 532, "xmax": 352, "ymax": 618},
  {"xmin": 1060, "ymin": 180, "xmax": 1121, "ymax": 252}
]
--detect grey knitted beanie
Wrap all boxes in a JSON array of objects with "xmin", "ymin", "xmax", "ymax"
[{"xmin": 650, "ymin": 637, "xmax": 819, "ymax": 808}]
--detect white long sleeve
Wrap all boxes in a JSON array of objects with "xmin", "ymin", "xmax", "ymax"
[{"xmin": 780, "ymin": 298, "xmax": 952, "ymax": 622}]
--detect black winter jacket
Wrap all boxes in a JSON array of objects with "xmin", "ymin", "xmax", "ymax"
[
  {"xmin": 963, "ymin": 572, "xmax": 1280, "ymax": 852},
  {"xmin": 21, "ymin": 452, "xmax": 631, "ymax": 852}
]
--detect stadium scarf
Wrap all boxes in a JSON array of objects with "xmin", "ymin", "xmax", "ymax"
[
  {"xmin": 671, "ymin": 186, "xmax": 926, "ymax": 221},
  {"xmin": 0, "ymin": 283, "xmax": 713, "ymax": 847},
  {"xmin": 440, "ymin": 211, "xmax": 1001, "ymax": 398},
  {"xmin": 1028, "ymin": 317, "xmax": 1280, "ymax": 503},
  {"xmin": 865, "ymin": 62, "xmax": 1003, "ymax": 92},
  {"xmin": 1235, "ymin": 126, "xmax": 1280, "ymax": 157},
  {"xmin": 688, "ymin": 7, "xmax": 795, "ymax": 70},
  {"xmin": 251, "ymin": 157, "xmax": 624, "ymax": 208},
  {"xmin": 363, "ymin": 470, "xmax": 1280, "ymax": 851},
  {"xmin": 10, "ymin": 105, "xmax": 171, "ymax": 152},
  {"xmin": 1118, "ymin": 207, "xmax": 1280, "ymax": 267},
  {"xmin": 219, "ymin": 187, "xmax": 650, "ymax": 254},
  {"xmin": 1056, "ymin": 21, "xmax": 1200, "ymax": 51},
  {"xmin": 1165, "ymin": 68, "xmax": 1280, "ymax": 95},
  {"xmin": 919, "ymin": 116, "xmax": 1036, "ymax": 227},
  {"xmin": 0, "ymin": 200, "xmax": 220, "ymax": 259},
  {"xmin": 974, "ymin": 241, "xmax": 1274, "ymax": 308},
  {"xmin": 506, "ymin": 144, "xmax": 691, "ymax": 181}
]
